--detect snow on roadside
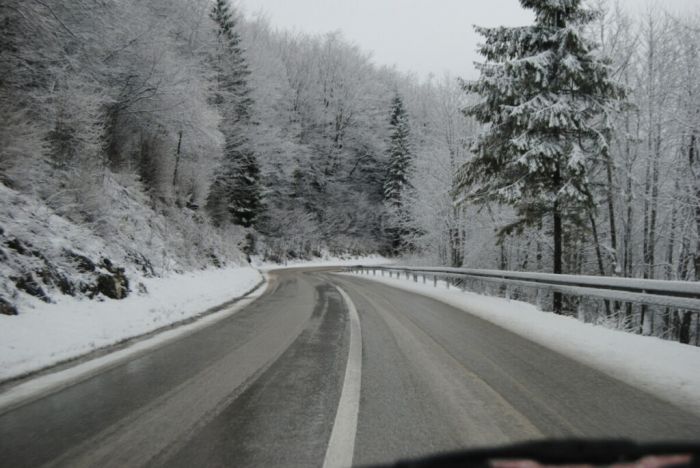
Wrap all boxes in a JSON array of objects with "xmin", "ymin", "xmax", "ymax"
[
  {"xmin": 344, "ymin": 272, "xmax": 700, "ymax": 416},
  {"xmin": 0, "ymin": 266, "xmax": 262, "ymax": 382}
]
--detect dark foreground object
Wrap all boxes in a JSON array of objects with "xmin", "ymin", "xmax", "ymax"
[{"xmin": 383, "ymin": 440, "xmax": 700, "ymax": 467}]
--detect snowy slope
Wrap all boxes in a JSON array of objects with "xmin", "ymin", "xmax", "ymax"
[
  {"xmin": 344, "ymin": 272, "xmax": 700, "ymax": 417},
  {"xmin": 0, "ymin": 267, "xmax": 262, "ymax": 381},
  {"xmin": 0, "ymin": 181, "xmax": 246, "ymax": 315},
  {"xmin": 0, "ymin": 179, "xmax": 260, "ymax": 382}
]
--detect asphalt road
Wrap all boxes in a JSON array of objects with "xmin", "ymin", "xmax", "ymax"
[{"xmin": 1, "ymin": 269, "xmax": 699, "ymax": 467}]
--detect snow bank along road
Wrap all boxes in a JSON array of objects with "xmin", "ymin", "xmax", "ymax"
[{"xmin": 1, "ymin": 268, "xmax": 699, "ymax": 467}]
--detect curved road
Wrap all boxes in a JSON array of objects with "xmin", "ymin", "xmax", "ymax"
[{"xmin": 1, "ymin": 268, "xmax": 699, "ymax": 467}]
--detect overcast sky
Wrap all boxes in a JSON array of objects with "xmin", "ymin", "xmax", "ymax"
[{"xmin": 236, "ymin": 0, "xmax": 699, "ymax": 81}]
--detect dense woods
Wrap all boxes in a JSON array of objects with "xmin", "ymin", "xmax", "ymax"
[
  {"xmin": 1, "ymin": 0, "xmax": 699, "ymax": 342},
  {"xmin": 0, "ymin": 0, "xmax": 459, "ymax": 264}
]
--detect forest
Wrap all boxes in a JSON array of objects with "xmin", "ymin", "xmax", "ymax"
[{"xmin": 1, "ymin": 0, "xmax": 699, "ymax": 340}]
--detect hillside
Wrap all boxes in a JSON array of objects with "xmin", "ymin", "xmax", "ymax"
[{"xmin": 0, "ymin": 179, "xmax": 246, "ymax": 314}]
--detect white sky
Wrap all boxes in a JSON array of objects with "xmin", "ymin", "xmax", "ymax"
[{"xmin": 236, "ymin": 0, "xmax": 699, "ymax": 81}]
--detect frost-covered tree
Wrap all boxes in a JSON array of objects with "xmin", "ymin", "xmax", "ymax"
[
  {"xmin": 384, "ymin": 94, "xmax": 412, "ymax": 206},
  {"xmin": 383, "ymin": 94, "xmax": 414, "ymax": 254},
  {"xmin": 210, "ymin": 0, "xmax": 253, "ymax": 120},
  {"xmin": 228, "ymin": 150, "xmax": 263, "ymax": 228},
  {"xmin": 405, "ymin": 76, "xmax": 477, "ymax": 266},
  {"xmin": 457, "ymin": 0, "xmax": 624, "ymax": 313},
  {"xmin": 206, "ymin": 0, "xmax": 263, "ymax": 228}
]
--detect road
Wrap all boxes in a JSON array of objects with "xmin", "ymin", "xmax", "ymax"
[{"xmin": 1, "ymin": 268, "xmax": 699, "ymax": 467}]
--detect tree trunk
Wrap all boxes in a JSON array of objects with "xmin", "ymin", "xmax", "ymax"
[
  {"xmin": 499, "ymin": 239, "xmax": 509, "ymax": 297},
  {"xmin": 690, "ymin": 133, "xmax": 700, "ymax": 280},
  {"xmin": 449, "ymin": 206, "xmax": 464, "ymax": 267},
  {"xmin": 589, "ymin": 210, "xmax": 606, "ymax": 276},
  {"xmin": 589, "ymin": 210, "xmax": 611, "ymax": 316},
  {"xmin": 640, "ymin": 24, "xmax": 658, "ymax": 335},
  {"xmin": 604, "ymin": 148, "xmax": 619, "ymax": 274},
  {"xmin": 679, "ymin": 311, "xmax": 693, "ymax": 344},
  {"xmin": 640, "ymin": 152, "xmax": 651, "ymax": 334},
  {"xmin": 641, "ymin": 129, "xmax": 661, "ymax": 335},
  {"xmin": 688, "ymin": 132, "xmax": 700, "ymax": 345},
  {"xmin": 172, "ymin": 130, "xmax": 183, "ymax": 187},
  {"xmin": 553, "ymin": 202, "xmax": 563, "ymax": 314},
  {"xmin": 663, "ymin": 173, "xmax": 680, "ymax": 337}
]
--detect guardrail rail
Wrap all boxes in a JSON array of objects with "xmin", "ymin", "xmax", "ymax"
[{"xmin": 347, "ymin": 265, "xmax": 700, "ymax": 345}]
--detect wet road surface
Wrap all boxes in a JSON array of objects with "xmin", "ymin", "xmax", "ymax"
[{"xmin": 1, "ymin": 269, "xmax": 699, "ymax": 467}]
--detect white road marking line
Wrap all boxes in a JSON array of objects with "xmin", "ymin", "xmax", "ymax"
[{"xmin": 323, "ymin": 286, "xmax": 362, "ymax": 468}]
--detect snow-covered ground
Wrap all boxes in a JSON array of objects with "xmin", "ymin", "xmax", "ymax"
[
  {"xmin": 344, "ymin": 271, "xmax": 700, "ymax": 417},
  {"xmin": 0, "ymin": 267, "xmax": 262, "ymax": 382}
]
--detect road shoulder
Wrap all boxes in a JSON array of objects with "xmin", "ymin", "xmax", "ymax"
[{"xmin": 0, "ymin": 275, "xmax": 268, "ymax": 415}]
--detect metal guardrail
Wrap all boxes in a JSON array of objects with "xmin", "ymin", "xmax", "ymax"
[{"xmin": 347, "ymin": 265, "xmax": 700, "ymax": 312}]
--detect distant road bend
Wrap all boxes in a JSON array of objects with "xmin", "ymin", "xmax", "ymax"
[{"xmin": 1, "ymin": 268, "xmax": 699, "ymax": 467}]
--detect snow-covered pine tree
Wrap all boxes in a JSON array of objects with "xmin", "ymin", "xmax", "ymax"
[
  {"xmin": 456, "ymin": 0, "xmax": 624, "ymax": 313},
  {"xmin": 206, "ymin": 0, "xmax": 263, "ymax": 228},
  {"xmin": 384, "ymin": 95, "xmax": 412, "ymax": 206},
  {"xmin": 209, "ymin": 0, "xmax": 253, "ymax": 121},
  {"xmin": 227, "ymin": 149, "xmax": 263, "ymax": 228},
  {"xmin": 383, "ymin": 94, "xmax": 414, "ymax": 255}
]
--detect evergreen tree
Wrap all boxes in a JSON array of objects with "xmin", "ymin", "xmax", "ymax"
[
  {"xmin": 209, "ymin": 0, "xmax": 253, "ymax": 121},
  {"xmin": 384, "ymin": 95, "xmax": 412, "ymax": 206},
  {"xmin": 383, "ymin": 94, "xmax": 414, "ymax": 255},
  {"xmin": 206, "ymin": 0, "xmax": 263, "ymax": 228},
  {"xmin": 228, "ymin": 149, "xmax": 263, "ymax": 228},
  {"xmin": 456, "ymin": 0, "xmax": 624, "ymax": 313}
]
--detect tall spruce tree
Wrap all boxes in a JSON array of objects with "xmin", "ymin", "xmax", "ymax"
[
  {"xmin": 206, "ymin": 0, "xmax": 263, "ymax": 228},
  {"xmin": 456, "ymin": 0, "xmax": 624, "ymax": 313},
  {"xmin": 383, "ymin": 94, "xmax": 414, "ymax": 255}
]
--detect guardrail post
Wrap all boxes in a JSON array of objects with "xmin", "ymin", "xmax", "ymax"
[
  {"xmin": 535, "ymin": 288, "xmax": 544, "ymax": 311},
  {"xmin": 373, "ymin": 268, "xmax": 376, "ymax": 276},
  {"xmin": 413, "ymin": 273, "xmax": 417, "ymax": 282},
  {"xmin": 433, "ymin": 275, "xmax": 437, "ymax": 287},
  {"xmin": 577, "ymin": 299, "xmax": 586, "ymax": 322},
  {"xmin": 381, "ymin": 270, "xmax": 384, "ymax": 277},
  {"xmin": 422, "ymin": 274, "xmax": 426, "ymax": 284},
  {"xmin": 446, "ymin": 277, "xmax": 449, "ymax": 290}
]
